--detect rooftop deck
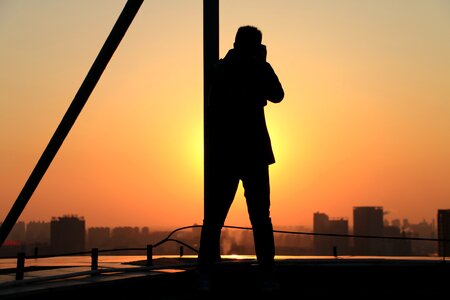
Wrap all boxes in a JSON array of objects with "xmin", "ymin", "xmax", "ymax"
[{"xmin": 1, "ymin": 256, "xmax": 449, "ymax": 299}]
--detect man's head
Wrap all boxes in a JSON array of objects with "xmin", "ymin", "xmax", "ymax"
[{"xmin": 233, "ymin": 25, "xmax": 263, "ymax": 55}]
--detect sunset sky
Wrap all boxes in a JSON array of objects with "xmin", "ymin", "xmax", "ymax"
[{"xmin": 1, "ymin": 0, "xmax": 449, "ymax": 230}]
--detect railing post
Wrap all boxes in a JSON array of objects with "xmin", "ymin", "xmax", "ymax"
[
  {"xmin": 146, "ymin": 244, "xmax": 153, "ymax": 266},
  {"xmin": 16, "ymin": 252, "xmax": 25, "ymax": 280},
  {"xmin": 91, "ymin": 248, "xmax": 98, "ymax": 272},
  {"xmin": 179, "ymin": 246, "xmax": 184, "ymax": 257},
  {"xmin": 333, "ymin": 246, "xmax": 338, "ymax": 258}
]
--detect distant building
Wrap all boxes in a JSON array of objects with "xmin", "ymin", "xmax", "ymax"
[
  {"xmin": 353, "ymin": 206, "xmax": 384, "ymax": 255},
  {"xmin": 50, "ymin": 215, "xmax": 86, "ymax": 254},
  {"xmin": 329, "ymin": 218, "xmax": 349, "ymax": 255},
  {"xmin": 403, "ymin": 218, "xmax": 436, "ymax": 256},
  {"xmin": 5, "ymin": 221, "xmax": 26, "ymax": 243},
  {"xmin": 26, "ymin": 221, "xmax": 50, "ymax": 245},
  {"xmin": 313, "ymin": 212, "xmax": 349, "ymax": 255},
  {"xmin": 383, "ymin": 225, "xmax": 412, "ymax": 256},
  {"xmin": 437, "ymin": 209, "xmax": 450, "ymax": 257},
  {"xmin": 313, "ymin": 212, "xmax": 330, "ymax": 255},
  {"xmin": 111, "ymin": 226, "xmax": 140, "ymax": 248},
  {"xmin": 0, "ymin": 221, "xmax": 26, "ymax": 256},
  {"xmin": 87, "ymin": 227, "xmax": 111, "ymax": 249}
]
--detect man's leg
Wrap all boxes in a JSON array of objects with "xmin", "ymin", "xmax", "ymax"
[
  {"xmin": 198, "ymin": 165, "xmax": 239, "ymax": 283},
  {"xmin": 242, "ymin": 165, "xmax": 275, "ymax": 276}
]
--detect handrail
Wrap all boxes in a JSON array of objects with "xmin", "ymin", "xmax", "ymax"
[
  {"xmin": 153, "ymin": 225, "xmax": 202, "ymax": 248},
  {"xmin": 1, "ymin": 224, "xmax": 449, "ymax": 260},
  {"xmin": 1, "ymin": 223, "xmax": 449, "ymax": 282}
]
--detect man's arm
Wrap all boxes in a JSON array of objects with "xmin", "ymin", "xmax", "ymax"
[{"xmin": 263, "ymin": 62, "xmax": 284, "ymax": 103}]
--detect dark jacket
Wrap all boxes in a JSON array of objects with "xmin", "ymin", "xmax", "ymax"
[{"xmin": 207, "ymin": 48, "xmax": 284, "ymax": 167}]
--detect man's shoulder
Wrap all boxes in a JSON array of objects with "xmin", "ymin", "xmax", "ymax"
[
  {"xmin": 215, "ymin": 57, "xmax": 229, "ymax": 67},
  {"xmin": 213, "ymin": 58, "xmax": 232, "ymax": 76}
]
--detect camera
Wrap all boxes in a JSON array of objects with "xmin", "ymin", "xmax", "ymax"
[{"xmin": 256, "ymin": 44, "xmax": 267, "ymax": 62}]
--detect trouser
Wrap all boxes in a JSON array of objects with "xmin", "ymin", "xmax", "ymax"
[{"xmin": 198, "ymin": 164, "xmax": 275, "ymax": 275}]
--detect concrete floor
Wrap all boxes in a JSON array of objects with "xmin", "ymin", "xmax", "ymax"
[{"xmin": 1, "ymin": 257, "xmax": 449, "ymax": 299}]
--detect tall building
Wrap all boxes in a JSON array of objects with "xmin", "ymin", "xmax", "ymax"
[
  {"xmin": 329, "ymin": 218, "xmax": 349, "ymax": 255},
  {"xmin": 313, "ymin": 212, "xmax": 330, "ymax": 255},
  {"xmin": 50, "ymin": 215, "xmax": 86, "ymax": 254},
  {"xmin": 353, "ymin": 206, "xmax": 384, "ymax": 255},
  {"xmin": 437, "ymin": 209, "xmax": 450, "ymax": 257},
  {"xmin": 313, "ymin": 212, "xmax": 349, "ymax": 255},
  {"xmin": 26, "ymin": 221, "xmax": 50, "ymax": 245}
]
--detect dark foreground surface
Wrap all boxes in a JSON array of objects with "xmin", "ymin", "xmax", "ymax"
[{"xmin": 2, "ymin": 258, "xmax": 449, "ymax": 299}]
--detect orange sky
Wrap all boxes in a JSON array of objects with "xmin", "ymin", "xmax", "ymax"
[{"xmin": 1, "ymin": 0, "xmax": 449, "ymax": 230}]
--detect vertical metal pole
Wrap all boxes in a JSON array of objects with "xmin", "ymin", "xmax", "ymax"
[
  {"xmin": 146, "ymin": 244, "xmax": 153, "ymax": 266},
  {"xmin": 203, "ymin": 0, "xmax": 219, "ymax": 217},
  {"xmin": 0, "ymin": 0, "xmax": 144, "ymax": 247},
  {"xmin": 91, "ymin": 248, "xmax": 99, "ymax": 272},
  {"xmin": 16, "ymin": 252, "xmax": 25, "ymax": 280}
]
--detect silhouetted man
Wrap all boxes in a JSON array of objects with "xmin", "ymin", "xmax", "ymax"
[{"xmin": 198, "ymin": 25, "xmax": 284, "ymax": 292}]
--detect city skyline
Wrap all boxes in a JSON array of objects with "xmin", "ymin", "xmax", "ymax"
[
  {"xmin": 2, "ymin": 197, "xmax": 445, "ymax": 230},
  {"xmin": 4, "ymin": 205, "xmax": 441, "ymax": 233},
  {"xmin": 1, "ymin": 1, "xmax": 450, "ymax": 230},
  {"xmin": 3, "ymin": 207, "xmax": 444, "ymax": 259}
]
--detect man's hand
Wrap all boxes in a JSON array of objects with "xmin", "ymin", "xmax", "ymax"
[{"xmin": 257, "ymin": 44, "xmax": 267, "ymax": 62}]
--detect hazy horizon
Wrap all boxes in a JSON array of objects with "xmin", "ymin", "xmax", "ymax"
[{"xmin": 7, "ymin": 206, "xmax": 440, "ymax": 232}]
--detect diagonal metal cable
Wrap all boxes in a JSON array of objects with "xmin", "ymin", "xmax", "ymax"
[{"xmin": 0, "ymin": 0, "xmax": 144, "ymax": 247}]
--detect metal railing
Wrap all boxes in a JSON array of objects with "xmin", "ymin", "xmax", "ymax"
[{"xmin": 2, "ymin": 223, "xmax": 449, "ymax": 283}]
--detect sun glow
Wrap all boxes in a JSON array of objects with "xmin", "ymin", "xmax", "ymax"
[{"xmin": 183, "ymin": 121, "xmax": 204, "ymax": 180}]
